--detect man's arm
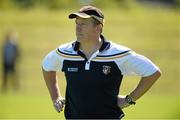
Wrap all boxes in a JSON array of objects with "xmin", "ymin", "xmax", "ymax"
[
  {"xmin": 42, "ymin": 68, "xmax": 65, "ymax": 112},
  {"xmin": 42, "ymin": 69, "xmax": 60, "ymax": 101},
  {"xmin": 130, "ymin": 70, "xmax": 161, "ymax": 101},
  {"xmin": 118, "ymin": 70, "xmax": 161, "ymax": 108}
]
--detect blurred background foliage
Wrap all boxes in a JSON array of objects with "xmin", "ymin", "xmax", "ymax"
[{"xmin": 0, "ymin": 0, "xmax": 180, "ymax": 10}]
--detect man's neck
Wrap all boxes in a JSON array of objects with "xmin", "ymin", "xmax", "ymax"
[{"xmin": 79, "ymin": 37, "xmax": 102, "ymax": 59}]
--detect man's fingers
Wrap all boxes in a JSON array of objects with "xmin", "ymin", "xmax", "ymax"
[
  {"xmin": 54, "ymin": 97, "xmax": 66, "ymax": 113},
  {"xmin": 54, "ymin": 101, "xmax": 61, "ymax": 112},
  {"xmin": 61, "ymin": 98, "xmax": 65, "ymax": 104},
  {"xmin": 61, "ymin": 98, "xmax": 66, "ymax": 107}
]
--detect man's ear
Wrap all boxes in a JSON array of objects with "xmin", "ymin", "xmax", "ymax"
[{"xmin": 95, "ymin": 24, "xmax": 103, "ymax": 33}]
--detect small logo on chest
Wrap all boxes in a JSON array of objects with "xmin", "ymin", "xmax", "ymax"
[
  {"xmin": 67, "ymin": 67, "xmax": 78, "ymax": 72},
  {"xmin": 102, "ymin": 65, "xmax": 111, "ymax": 75}
]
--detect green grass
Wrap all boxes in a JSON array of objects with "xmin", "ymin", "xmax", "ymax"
[
  {"xmin": 0, "ymin": 94, "xmax": 179, "ymax": 119},
  {"xmin": 0, "ymin": 94, "xmax": 64, "ymax": 119},
  {"xmin": 0, "ymin": 6, "xmax": 180, "ymax": 119}
]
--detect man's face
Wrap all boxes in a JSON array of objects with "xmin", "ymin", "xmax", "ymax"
[{"xmin": 75, "ymin": 17, "xmax": 96, "ymax": 40}]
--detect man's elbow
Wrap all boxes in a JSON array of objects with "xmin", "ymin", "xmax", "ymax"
[
  {"xmin": 154, "ymin": 70, "xmax": 161, "ymax": 81},
  {"xmin": 157, "ymin": 70, "xmax": 161, "ymax": 77}
]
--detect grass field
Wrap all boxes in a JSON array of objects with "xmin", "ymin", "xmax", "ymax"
[{"xmin": 0, "ymin": 6, "xmax": 180, "ymax": 119}]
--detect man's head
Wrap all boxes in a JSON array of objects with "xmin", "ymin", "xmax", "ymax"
[{"xmin": 69, "ymin": 5, "xmax": 104, "ymax": 40}]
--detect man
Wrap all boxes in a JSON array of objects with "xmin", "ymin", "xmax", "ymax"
[{"xmin": 42, "ymin": 5, "xmax": 161, "ymax": 119}]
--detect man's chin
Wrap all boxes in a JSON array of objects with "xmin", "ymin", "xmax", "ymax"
[{"xmin": 77, "ymin": 35, "xmax": 84, "ymax": 40}]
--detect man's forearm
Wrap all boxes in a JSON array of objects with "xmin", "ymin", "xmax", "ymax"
[
  {"xmin": 42, "ymin": 69, "xmax": 61, "ymax": 101},
  {"xmin": 42, "ymin": 68, "xmax": 65, "ymax": 113},
  {"xmin": 130, "ymin": 70, "xmax": 161, "ymax": 101},
  {"xmin": 47, "ymin": 79, "xmax": 61, "ymax": 102}
]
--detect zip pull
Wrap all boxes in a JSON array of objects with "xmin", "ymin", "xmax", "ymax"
[
  {"xmin": 85, "ymin": 61, "xmax": 90, "ymax": 70},
  {"xmin": 84, "ymin": 50, "xmax": 99, "ymax": 70}
]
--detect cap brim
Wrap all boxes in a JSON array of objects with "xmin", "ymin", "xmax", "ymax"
[{"xmin": 69, "ymin": 12, "xmax": 91, "ymax": 19}]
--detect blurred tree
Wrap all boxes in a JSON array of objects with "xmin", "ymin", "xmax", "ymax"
[
  {"xmin": 78, "ymin": 0, "xmax": 93, "ymax": 5},
  {"xmin": 137, "ymin": 0, "xmax": 180, "ymax": 8},
  {"xmin": 115, "ymin": 0, "xmax": 133, "ymax": 8},
  {"xmin": 46, "ymin": 0, "xmax": 71, "ymax": 9},
  {"xmin": 0, "ymin": 0, "xmax": 5, "ymax": 8},
  {"xmin": 175, "ymin": 0, "xmax": 180, "ymax": 7},
  {"xmin": 0, "ymin": 0, "xmax": 14, "ymax": 9},
  {"xmin": 137, "ymin": 0, "xmax": 177, "ymax": 5},
  {"xmin": 0, "ymin": 0, "xmax": 179, "ymax": 10},
  {"xmin": 13, "ymin": 0, "xmax": 35, "ymax": 9}
]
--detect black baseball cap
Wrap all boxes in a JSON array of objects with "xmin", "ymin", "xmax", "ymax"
[{"xmin": 69, "ymin": 5, "xmax": 104, "ymax": 25}]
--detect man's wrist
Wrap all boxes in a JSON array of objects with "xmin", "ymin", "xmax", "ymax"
[
  {"xmin": 52, "ymin": 96, "xmax": 62, "ymax": 102},
  {"xmin": 125, "ymin": 95, "xmax": 136, "ymax": 105}
]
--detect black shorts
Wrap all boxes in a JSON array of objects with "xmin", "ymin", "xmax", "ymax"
[{"xmin": 3, "ymin": 63, "xmax": 15, "ymax": 75}]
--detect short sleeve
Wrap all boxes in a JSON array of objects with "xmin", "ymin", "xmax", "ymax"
[
  {"xmin": 42, "ymin": 49, "xmax": 63, "ymax": 72},
  {"xmin": 116, "ymin": 52, "xmax": 160, "ymax": 77}
]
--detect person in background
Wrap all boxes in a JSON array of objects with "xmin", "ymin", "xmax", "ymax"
[{"xmin": 2, "ymin": 30, "xmax": 20, "ymax": 92}]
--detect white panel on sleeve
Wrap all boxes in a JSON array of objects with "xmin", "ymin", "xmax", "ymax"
[
  {"xmin": 42, "ymin": 50, "xmax": 63, "ymax": 72},
  {"xmin": 117, "ymin": 52, "xmax": 160, "ymax": 77}
]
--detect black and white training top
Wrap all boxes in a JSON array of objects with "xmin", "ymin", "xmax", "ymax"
[{"xmin": 42, "ymin": 35, "xmax": 160, "ymax": 119}]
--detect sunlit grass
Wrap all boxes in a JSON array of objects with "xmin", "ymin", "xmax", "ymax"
[{"xmin": 0, "ymin": 94, "xmax": 179, "ymax": 119}]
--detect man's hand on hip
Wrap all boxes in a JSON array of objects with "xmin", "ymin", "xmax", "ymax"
[
  {"xmin": 117, "ymin": 95, "xmax": 130, "ymax": 109},
  {"xmin": 53, "ymin": 97, "xmax": 65, "ymax": 113}
]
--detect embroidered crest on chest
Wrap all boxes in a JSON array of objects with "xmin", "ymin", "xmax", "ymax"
[{"xmin": 102, "ymin": 65, "xmax": 111, "ymax": 75}]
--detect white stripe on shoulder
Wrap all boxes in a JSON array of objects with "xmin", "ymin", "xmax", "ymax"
[
  {"xmin": 57, "ymin": 41, "xmax": 77, "ymax": 56},
  {"xmin": 98, "ymin": 41, "xmax": 131, "ymax": 57},
  {"xmin": 55, "ymin": 41, "xmax": 84, "ymax": 61}
]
